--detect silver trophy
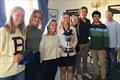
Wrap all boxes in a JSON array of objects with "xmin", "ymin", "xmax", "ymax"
[{"xmin": 63, "ymin": 29, "xmax": 73, "ymax": 53}]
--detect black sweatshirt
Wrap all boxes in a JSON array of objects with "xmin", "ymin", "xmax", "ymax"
[{"xmin": 78, "ymin": 18, "xmax": 91, "ymax": 44}]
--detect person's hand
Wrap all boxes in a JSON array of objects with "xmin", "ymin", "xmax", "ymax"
[
  {"xmin": 59, "ymin": 44, "xmax": 65, "ymax": 53},
  {"xmin": 14, "ymin": 54, "xmax": 24, "ymax": 63},
  {"xmin": 103, "ymin": 50, "xmax": 106, "ymax": 53}
]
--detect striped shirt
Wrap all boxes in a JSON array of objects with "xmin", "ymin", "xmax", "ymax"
[{"xmin": 89, "ymin": 22, "xmax": 109, "ymax": 50}]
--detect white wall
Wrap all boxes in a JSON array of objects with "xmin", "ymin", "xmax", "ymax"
[{"xmin": 48, "ymin": 0, "xmax": 120, "ymax": 23}]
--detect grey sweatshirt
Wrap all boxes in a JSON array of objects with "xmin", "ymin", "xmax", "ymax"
[{"xmin": 25, "ymin": 25, "xmax": 42, "ymax": 52}]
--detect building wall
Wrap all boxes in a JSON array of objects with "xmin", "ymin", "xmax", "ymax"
[{"xmin": 48, "ymin": 0, "xmax": 120, "ymax": 23}]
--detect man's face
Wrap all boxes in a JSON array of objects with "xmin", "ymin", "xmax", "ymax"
[
  {"xmin": 92, "ymin": 14, "xmax": 100, "ymax": 22},
  {"xmin": 79, "ymin": 9, "xmax": 87, "ymax": 19},
  {"xmin": 105, "ymin": 11, "xmax": 113, "ymax": 21}
]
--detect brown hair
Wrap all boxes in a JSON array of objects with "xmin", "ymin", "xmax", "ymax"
[
  {"xmin": 29, "ymin": 9, "xmax": 42, "ymax": 26},
  {"xmin": 78, "ymin": 6, "xmax": 88, "ymax": 14}
]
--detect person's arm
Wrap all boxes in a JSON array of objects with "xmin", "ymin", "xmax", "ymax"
[
  {"xmin": 39, "ymin": 35, "xmax": 45, "ymax": 59},
  {"xmin": 71, "ymin": 27, "xmax": 78, "ymax": 49},
  {"xmin": 116, "ymin": 23, "xmax": 120, "ymax": 51},
  {"xmin": 88, "ymin": 19, "xmax": 91, "ymax": 37},
  {"xmin": 103, "ymin": 26, "xmax": 109, "ymax": 49},
  {"xmin": 0, "ymin": 27, "xmax": 8, "ymax": 56}
]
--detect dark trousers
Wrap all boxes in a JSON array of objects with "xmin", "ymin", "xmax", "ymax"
[
  {"xmin": 41, "ymin": 59, "xmax": 58, "ymax": 80},
  {"xmin": 25, "ymin": 53, "xmax": 42, "ymax": 80},
  {"xmin": 106, "ymin": 48, "xmax": 118, "ymax": 74}
]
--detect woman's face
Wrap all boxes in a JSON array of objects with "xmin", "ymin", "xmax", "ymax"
[
  {"xmin": 49, "ymin": 21, "xmax": 57, "ymax": 34},
  {"xmin": 31, "ymin": 12, "xmax": 42, "ymax": 26},
  {"xmin": 72, "ymin": 16, "xmax": 79, "ymax": 26},
  {"xmin": 12, "ymin": 8, "xmax": 25, "ymax": 27},
  {"xmin": 63, "ymin": 14, "xmax": 70, "ymax": 25},
  {"xmin": 62, "ymin": 14, "xmax": 70, "ymax": 29}
]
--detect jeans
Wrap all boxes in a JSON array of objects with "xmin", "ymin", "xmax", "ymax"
[
  {"xmin": 0, "ymin": 71, "xmax": 25, "ymax": 80},
  {"xmin": 106, "ymin": 48, "xmax": 118, "ymax": 72}
]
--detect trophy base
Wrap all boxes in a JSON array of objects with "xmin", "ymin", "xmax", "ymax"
[{"xmin": 64, "ymin": 48, "xmax": 73, "ymax": 53}]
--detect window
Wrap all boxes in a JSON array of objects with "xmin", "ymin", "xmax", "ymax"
[{"xmin": 5, "ymin": 0, "xmax": 38, "ymax": 25}]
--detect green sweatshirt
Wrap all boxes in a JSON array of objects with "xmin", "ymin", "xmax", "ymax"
[{"xmin": 89, "ymin": 23, "xmax": 109, "ymax": 50}]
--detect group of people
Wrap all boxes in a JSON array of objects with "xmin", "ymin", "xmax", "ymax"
[
  {"xmin": 71, "ymin": 7, "xmax": 120, "ymax": 80},
  {"xmin": 0, "ymin": 6, "xmax": 120, "ymax": 80}
]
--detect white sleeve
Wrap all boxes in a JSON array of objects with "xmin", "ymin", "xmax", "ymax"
[
  {"xmin": 0, "ymin": 27, "xmax": 7, "ymax": 55},
  {"xmin": 117, "ymin": 23, "xmax": 120, "ymax": 48},
  {"xmin": 39, "ymin": 35, "xmax": 45, "ymax": 58},
  {"xmin": 71, "ymin": 27, "xmax": 78, "ymax": 48}
]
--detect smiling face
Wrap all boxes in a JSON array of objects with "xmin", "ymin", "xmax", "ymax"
[
  {"xmin": 92, "ymin": 14, "xmax": 100, "ymax": 22},
  {"xmin": 29, "ymin": 10, "xmax": 42, "ymax": 27},
  {"xmin": 49, "ymin": 21, "xmax": 57, "ymax": 33},
  {"xmin": 62, "ymin": 13, "xmax": 70, "ymax": 29},
  {"xmin": 105, "ymin": 11, "xmax": 113, "ymax": 21},
  {"xmin": 63, "ymin": 14, "xmax": 70, "ymax": 25},
  {"xmin": 92, "ymin": 11, "xmax": 101, "ymax": 23},
  {"xmin": 71, "ymin": 15, "xmax": 79, "ymax": 26},
  {"xmin": 31, "ymin": 12, "xmax": 42, "ymax": 26},
  {"xmin": 79, "ymin": 8, "xmax": 88, "ymax": 19},
  {"xmin": 48, "ymin": 20, "xmax": 57, "ymax": 35},
  {"xmin": 12, "ymin": 8, "xmax": 25, "ymax": 27}
]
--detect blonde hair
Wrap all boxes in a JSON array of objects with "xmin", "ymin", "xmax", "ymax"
[
  {"xmin": 70, "ymin": 14, "xmax": 79, "ymax": 26},
  {"xmin": 5, "ymin": 6, "xmax": 25, "ymax": 35},
  {"xmin": 44, "ymin": 19, "xmax": 57, "ymax": 35},
  {"xmin": 59, "ymin": 12, "xmax": 70, "ymax": 29}
]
